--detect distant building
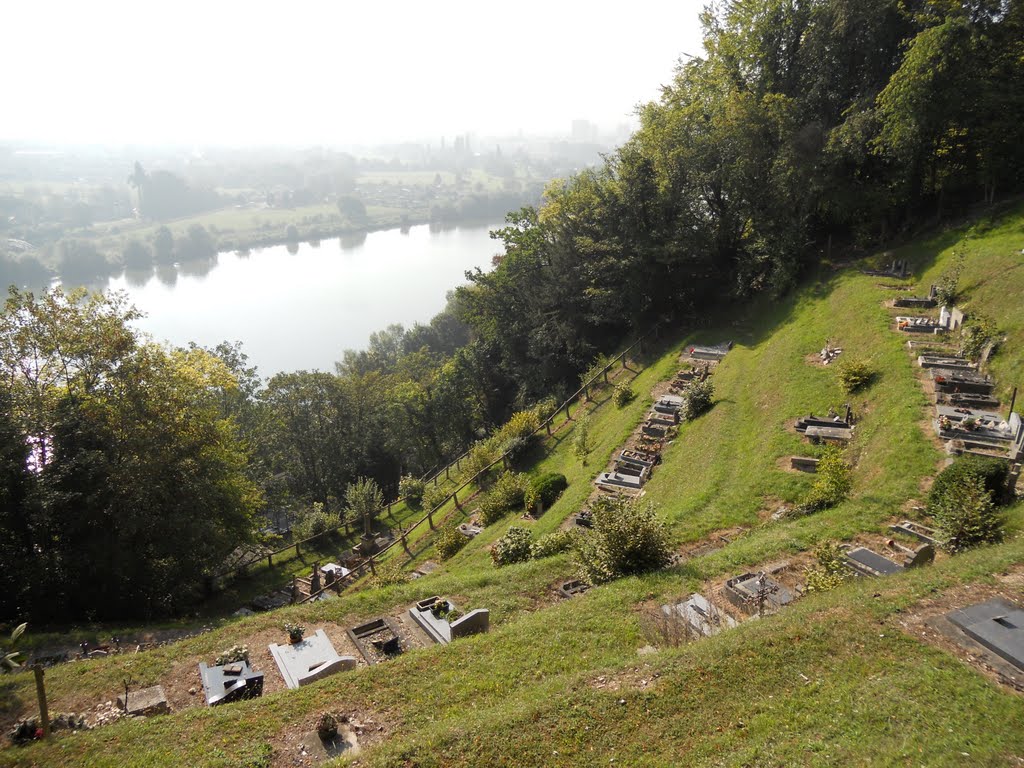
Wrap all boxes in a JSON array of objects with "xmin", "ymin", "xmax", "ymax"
[{"xmin": 571, "ymin": 119, "xmax": 599, "ymax": 144}]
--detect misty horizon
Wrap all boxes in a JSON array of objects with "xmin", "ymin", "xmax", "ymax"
[{"xmin": 2, "ymin": 1, "xmax": 703, "ymax": 148}]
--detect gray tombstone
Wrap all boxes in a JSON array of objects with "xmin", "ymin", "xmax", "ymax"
[{"xmin": 947, "ymin": 599, "xmax": 1024, "ymax": 671}]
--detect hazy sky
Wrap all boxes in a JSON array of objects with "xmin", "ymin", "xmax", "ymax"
[{"xmin": 3, "ymin": 1, "xmax": 705, "ymax": 146}]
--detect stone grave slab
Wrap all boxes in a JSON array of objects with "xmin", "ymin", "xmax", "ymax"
[
  {"xmin": 947, "ymin": 599, "xmax": 1024, "ymax": 671},
  {"xmin": 804, "ymin": 425, "xmax": 853, "ymax": 443},
  {"xmin": 688, "ymin": 342, "xmax": 732, "ymax": 361},
  {"xmin": 647, "ymin": 412, "xmax": 677, "ymax": 427},
  {"xmin": 595, "ymin": 471, "xmax": 643, "ymax": 490},
  {"xmin": 619, "ymin": 450, "xmax": 657, "ymax": 469},
  {"xmin": 458, "ymin": 523, "xmax": 483, "ymax": 538},
  {"xmin": 723, "ymin": 573, "xmax": 794, "ymax": 615},
  {"xmin": 894, "ymin": 296, "xmax": 937, "ymax": 309},
  {"xmin": 844, "ymin": 547, "xmax": 903, "ymax": 577},
  {"xmin": 795, "ymin": 416, "xmax": 851, "ymax": 433},
  {"xmin": 936, "ymin": 391, "xmax": 1001, "ymax": 410},
  {"xmin": 409, "ymin": 597, "xmax": 489, "ymax": 645},
  {"xmin": 889, "ymin": 521, "xmax": 940, "ymax": 546},
  {"xmin": 612, "ymin": 462, "xmax": 648, "ymax": 479},
  {"xmin": 198, "ymin": 661, "xmax": 264, "ymax": 706},
  {"xmin": 661, "ymin": 593, "xmax": 737, "ymax": 636},
  {"xmin": 117, "ymin": 685, "xmax": 169, "ymax": 717},
  {"xmin": 268, "ymin": 629, "xmax": 357, "ymax": 689},
  {"xmin": 558, "ymin": 580, "xmax": 591, "ymax": 598},
  {"xmin": 790, "ymin": 456, "xmax": 819, "ymax": 473},
  {"xmin": 931, "ymin": 368, "xmax": 995, "ymax": 395},
  {"xmin": 642, "ymin": 423, "xmax": 668, "ymax": 439},
  {"xmin": 347, "ymin": 617, "xmax": 404, "ymax": 665},
  {"xmin": 895, "ymin": 315, "xmax": 941, "ymax": 333},
  {"xmin": 918, "ymin": 354, "xmax": 975, "ymax": 370}
]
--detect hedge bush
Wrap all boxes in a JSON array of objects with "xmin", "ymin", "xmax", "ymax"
[
  {"xmin": 530, "ymin": 529, "xmax": 577, "ymax": 559},
  {"xmin": 794, "ymin": 446, "xmax": 852, "ymax": 515},
  {"xmin": 683, "ymin": 379, "xmax": 714, "ymax": 420},
  {"xmin": 436, "ymin": 523, "xmax": 468, "ymax": 561},
  {"xmin": 836, "ymin": 358, "xmax": 875, "ymax": 393},
  {"xmin": 928, "ymin": 455, "xmax": 1008, "ymax": 551},
  {"xmin": 491, "ymin": 526, "xmax": 533, "ymax": 567},
  {"xmin": 398, "ymin": 475, "xmax": 425, "ymax": 507},
  {"xmin": 479, "ymin": 471, "xmax": 535, "ymax": 526},
  {"xmin": 572, "ymin": 496, "xmax": 672, "ymax": 584},
  {"xmin": 531, "ymin": 472, "xmax": 568, "ymax": 511}
]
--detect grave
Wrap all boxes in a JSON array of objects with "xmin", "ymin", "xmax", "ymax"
[
  {"xmin": 935, "ymin": 406, "xmax": 1018, "ymax": 448},
  {"xmin": 612, "ymin": 462, "xmax": 648, "ymax": 480},
  {"xmin": 408, "ymin": 597, "xmax": 489, "ymax": 645},
  {"xmin": 804, "ymin": 425, "xmax": 853, "ymax": 444},
  {"xmin": 619, "ymin": 450, "xmax": 657, "ymax": 469},
  {"xmin": 843, "ymin": 547, "xmax": 903, "ymax": 577},
  {"xmin": 594, "ymin": 472, "xmax": 643, "ymax": 490},
  {"xmin": 947, "ymin": 599, "xmax": 1024, "ymax": 672},
  {"xmin": 661, "ymin": 593, "xmax": 737, "ymax": 636},
  {"xmin": 931, "ymin": 368, "xmax": 995, "ymax": 396},
  {"xmin": 557, "ymin": 580, "xmax": 591, "ymax": 598},
  {"xmin": 116, "ymin": 685, "xmax": 169, "ymax": 717},
  {"xmin": 895, "ymin": 315, "xmax": 942, "ymax": 334},
  {"xmin": 571, "ymin": 510, "xmax": 593, "ymax": 528},
  {"xmin": 723, "ymin": 573, "xmax": 795, "ymax": 615},
  {"xmin": 654, "ymin": 395, "xmax": 685, "ymax": 415},
  {"xmin": 688, "ymin": 341, "xmax": 733, "ymax": 361},
  {"xmin": 795, "ymin": 415, "xmax": 852, "ymax": 433},
  {"xmin": 198, "ymin": 661, "xmax": 264, "ymax": 706},
  {"xmin": 939, "ymin": 306, "xmax": 966, "ymax": 332},
  {"xmin": 889, "ymin": 520, "xmax": 941, "ymax": 546},
  {"xmin": 936, "ymin": 391, "xmax": 1001, "ymax": 410},
  {"xmin": 893, "ymin": 295, "xmax": 937, "ymax": 309},
  {"xmin": 790, "ymin": 456, "xmax": 819, "ymax": 473},
  {"xmin": 458, "ymin": 522, "xmax": 483, "ymax": 538},
  {"xmin": 647, "ymin": 411, "xmax": 678, "ymax": 428},
  {"xmin": 268, "ymin": 630, "xmax": 357, "ymax": 689},
  {"xmin": 642, "ymin": 423, "xmax": 669, "ymax": 439},
  {"xmin": 346, "ymin": 618, "xmax": 404, "ymax": 665},
  {"xmin": 863, "ymin": 258, "xmax": 909, "ymax": 278},
  {"xmin": 918, "ymin": 354, "xmax": 976, "ymax": 370}
]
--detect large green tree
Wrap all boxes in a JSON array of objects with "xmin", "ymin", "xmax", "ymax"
[{"xmin": 0, "ymin": 287, "xmax": 261, "ymax": 621}]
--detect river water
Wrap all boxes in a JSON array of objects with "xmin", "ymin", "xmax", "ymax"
[{"xmin": 104, "ymin": 222, "xmax": 503, "ymax": 375}]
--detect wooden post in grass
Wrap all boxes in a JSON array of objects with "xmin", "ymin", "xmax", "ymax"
[
  {"xmin": 34, "ymin": 666, "xmax": 49, "ymax": 738},
  {"xmin": 446, "ymin": 465, "xmax": 450, "ymax": 480},
  {"xmin": 368, "ymin": 556, "xmax": 376, "ymax": 576},
  {"xmin": 453, "ymin": 491, "xmax": 460, "ymax": 509},
  {"xmin": 603, "ymin": 367, "xmax": 609, "ymax": 383},
  {"xmin": 295, "ymin": 542, "xmax": 301, "ymax": 557},
  {"xmin": 546, "ymin": 420, "xmax": 552, "ymax": 436},
  {"xmin": 267, "ymin": 553, "xmax": 273, "ymax": 569},
  {"xmin": 564, "ymin": 402, "xmax": 571, "ymax": 420},
  {"xmin": 427, "ymin": 508, "xmax": 435, "ymax": 529},
  {"xmin": 401, "ymin": 527, "xmax": 410, "ymax": 554},
  {"xmin": 620, "ymin": 352, "xmax": 626, "ymax": 368}
]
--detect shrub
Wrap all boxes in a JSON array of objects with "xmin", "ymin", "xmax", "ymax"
[
  {"xmin": 491, "ymin": 526, "xmax": 534, "ymax": 567},
  {"xmin": 463, "ymin": 437, "xmax": 500, "ymax": 484},
  {"xmin": 495, "ymin": 409, "xmax": 542, "ymax": 466},
  {"xmin": 571, "ymin": 413, "xmax": 593, "ymax": 465},
  {"xmin": 613, "ymin": 382, "xmax": 636, "ymax": 408},
  {"xmin": 368, "ymin": 559, "xmax": 409, "ymax": 588},
  {"xmin": 530, "ymin": 529, "xmax": 577, "ymax": 559},
  {"xmin": 435, "ymin": 523, "xmax": 469, "ymax": 561},
  {"xmin": 929, "ymin": 455, "xmax": 1010, "ymax": 509},
  {"xmin": 794, "ymin": 446, "xmax": 852, "ymax": 515},
  {"xmin": 291, "ymin": 502, "xmax": 341, "ymax": 542},
  {"xmin": 214, "ymin": 644, "xmax": 250, "ymax": 666},
  {"xmin": 479, "ymin": 471, "xmax": 535, "ymax": 525},
  {"xmin": 836, "ymin": 358, "xmax": 875, "ymax": 393},
  {"xmin": 572, "ymin": 496, "xmax": 672, "ymax": 584},
  {"xmin": 531, "ymin": 472, "xmax": 568, "ymax": 511},
  {"xmin": 934, "ymin": 251, "xmax": 964, "ymax": 307},
  {"xmin": 802, "ymin": 541, "xmax": 849, "ymax": 593},
  {"xmin": 683, "ymin": 379, "xmax": 714, "ymax": 420},
  {"xmin": 399, "ymin": 475, "xmax": 425, "ymax": 507},
  {"xmin": 580, "ymin": 354, "xmax": 613, "ymax": 396},
  {"xmin": 421, "ymin": 483, "xmax": 449, "ymax": 512},
  {"xmin": 959, "ymin": 313, "xmax": 1000, "ymax": 361},
  {"xmin": 928, "ymin": 455, "xmax": 1008, "ymax": 552}
]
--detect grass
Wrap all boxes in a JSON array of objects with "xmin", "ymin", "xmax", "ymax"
[{"xmin": 3, "ymin": 205, "xmax": 1024, "ymax": 766}]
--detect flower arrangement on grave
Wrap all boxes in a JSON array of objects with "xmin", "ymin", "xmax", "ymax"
[
  {"xmin": 939, "ymin": 415, "xmax": 952, "ymax": 431},
  {"xmin": 284, "ymin": 623, "xmax": 306, "ymax": 643},
  {"xmin": 214, "ymin": 644, "xmax": 250, "ymax": 666},
  {"xmin": 962, "ymin": 416, "xmax": 978, "ymax": 431},
  {"xmin": 429, "ymin": 600, "xmax": 452, "ymax": 620}
]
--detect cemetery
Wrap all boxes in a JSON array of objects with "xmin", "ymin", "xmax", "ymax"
[
  {"xmin": 861, "ymin": 258, "xmax": 909, "ymax": 278},
  {"xmin": 723, "ymin": 571, "xmax": 797, "ymax": 616},
  {"xmin": 892, "ymin": 285, "xmax": 937, "ymax": 308},
  {"xmin": 930, "ymin": 368, "xmax": 996, "ymax": 396},
  {"xmin": 557, "ymin": 580, "xmax": 591, "ymax": 599},
  {"xmin": 268, "ymin": 629, "xmax": 357, "ymax": 689},
  {"xmin": 917, "ymin": 354, "xmax": 976, "ymax": 370},
  {"xmin": 408, "ymin": 597, "xmax": 490, "ymax": 645}
]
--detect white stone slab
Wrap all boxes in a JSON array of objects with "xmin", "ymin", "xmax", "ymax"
[{"xmin": 268, "ymin": 629, "xmax": 356, "ymax": 689}]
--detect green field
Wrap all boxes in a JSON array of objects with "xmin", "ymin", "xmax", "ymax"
[{"xmin": 3, "ymin": 205, "xmax": 1024, "ymax": 766}]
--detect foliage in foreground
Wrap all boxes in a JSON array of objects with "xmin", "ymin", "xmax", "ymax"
[{"xmin": 572, "ymin": 496, "xmax": 672, "ymax": 585}]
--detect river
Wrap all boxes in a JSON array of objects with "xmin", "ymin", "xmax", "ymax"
[{"xmin": 103, "ymin": 221, "xmax": 503, "ymax": 375}]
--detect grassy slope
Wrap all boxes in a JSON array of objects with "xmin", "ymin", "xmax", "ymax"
[{"xmin": 4, "ymin": 206, "xmax": 1024, "ymax": 767}]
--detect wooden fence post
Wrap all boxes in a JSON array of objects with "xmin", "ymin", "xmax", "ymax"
[
  {"xmin": 603, "ymin": 367, "xmax": 609, "ymax": 383},
  {"xmin": 446, "ymin": 466, "xmax": 450, "ymax": 480},
  {"xmin": 620, "ymin": 352, "xmax": 626, "ymax": 368},
  {"xmin": 401, "ymin": 528, "xmax": 410, "ymax": 554},
  {"xmin": 368, "ymin": 556, "xmax": 376, "ymax": 576},
  {"xmin": 267, "ymin": 553, "xmax": 273, "ymax": 569},
  {"xmin": 453, "ymin": 491, "xmax": 460, "ymax": 509},
  {"xmin": 583, "ymin": 384, "xmax": 589, "ymax": 401},
  {"xmin": 433, "ymin": 475, "xmax": 438, "ymax": 486},
  {"xmin": 564, "ymin": 402, "xmax": 571, "ymax": 419},
  {"xmin": 428, "ymin": 509, "xmax": 435, "ymax": 529},
  {"xmin": 546, "ymin": 420, "xmax": 552, "ymax": 436},
  {"xmin": 295, "ymin": 542, "xmax": 300, "ymax": 557}
]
